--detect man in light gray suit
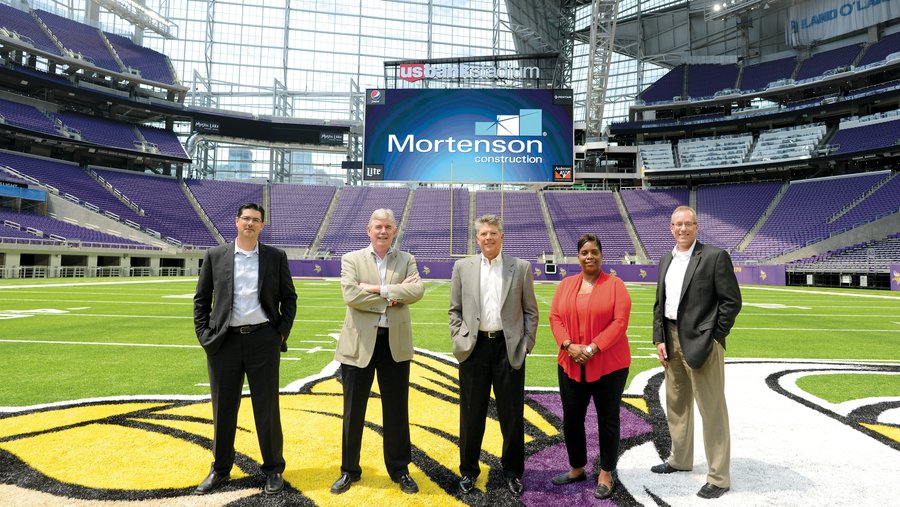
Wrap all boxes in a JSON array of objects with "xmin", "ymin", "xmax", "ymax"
[
  {"xmin": 330, "ymin": 208, "xmax": 424, "ymax": 496},
  {"xmin": 449, "ymin": 214, "xmax": 539, "ymax": 497}
]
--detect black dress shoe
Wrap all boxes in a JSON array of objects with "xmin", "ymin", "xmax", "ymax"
[
  {"xmin": 395, "ymin": 473, "xmax": 418, "ymax": 494},
  {"xmin": 458, "ymin": 475, "xmax": 475, "ymax": 494},
  {"xmin": 506, "ymin": 476, "xmax": 524, "ymax": 496},
  {"xmin": 651, "ymin": 462, "xmax": 690, "ymax": 474},
  {"xmin": 264, "ymin": 473, "xmax": 284, "ymax": 495},
  {"xmin": 697, "ymin": 482, "xmax": 729, "ymax": 499},
  {"xmin": 194, "ymin": 471, "xmax": 229, "ymax": 495},
  {"xmin": 330, "ymin": 473, "xmax": 360, "ymax": 494},
  {"xmin": 551, "ymin": 471, "xmax": 586, "ymax": 485},
  {"xmin": 594, "ymin": 478, "xmax": 615, "ymax": 499}
]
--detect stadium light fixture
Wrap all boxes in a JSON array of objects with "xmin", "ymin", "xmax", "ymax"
[{"xmin": 704, "ymin": 0, "xmax": 774, "ymax": 21}]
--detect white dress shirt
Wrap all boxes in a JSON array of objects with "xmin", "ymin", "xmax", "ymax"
[
  {"xmin": 368, "ymin": 245, "xmax": 391, "ymax": 328},
  {"xmin": 664, "ymin": 240, "xmax": 696, "ymax": 321},
  {"xmin": 230, "ymin": 241, "xmax": 268, "ymax": 326},
  {"xmin": 479, "ymin": 252, "xmax": 504, "ymax": 332}
]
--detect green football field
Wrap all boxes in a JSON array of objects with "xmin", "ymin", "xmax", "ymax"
[{"xmin": 1, "ymin": 277, "xmax": 899, "ymax": 408}]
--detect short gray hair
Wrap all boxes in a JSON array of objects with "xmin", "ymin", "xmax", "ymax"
[
  {"xmin": 368, "ymin": 208, "xmax": 396, "ymax": 228},
  {"xmin": 474, "ymin": 214, "xmax": 503, "ymax": 235},
  {"xmin": 671, "ymin": 206, "xmax": 698, "ymax": 224}
]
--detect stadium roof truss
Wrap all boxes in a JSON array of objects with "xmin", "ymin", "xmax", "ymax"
[{"xmin": 91, "ymin": 0, "xmax": 178, "ymax": 40}]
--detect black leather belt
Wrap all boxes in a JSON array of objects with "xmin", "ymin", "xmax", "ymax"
[
  {"xmin": 478, "ymin": 330, "xmax": 504, "ymax": 339},
  {"xmin": 229, "ymin": 322, "xmax": 269, "ymax": 334},
  {"xmin": 665, "ymin": 318, "xmax": 677, "ymax": 325}
]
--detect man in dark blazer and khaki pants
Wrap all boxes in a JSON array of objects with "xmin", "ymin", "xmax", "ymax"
[
  {"xmin": 449, "ymin": 214, "xmax": 539, "ymax": 497},
  {"xmin": 652, "ymin": 205, "xmax": 741, "ymax": 499},
  {"xmin": 193, "ymin": 203, "xmax": 297, "ymax": 496}
]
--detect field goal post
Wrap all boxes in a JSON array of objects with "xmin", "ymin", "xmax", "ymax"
[{"xmin": 448, "ymin": 161, "xmax": 505, "ymax": 259}]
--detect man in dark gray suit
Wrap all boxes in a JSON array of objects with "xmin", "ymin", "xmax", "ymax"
[
  {"xmin": 651, "ymin": 205, "xmax": 741, "ymax": 499},
  {"xmin": 193, "ymin": 203, "xmax": 297, "ymax": 496},
  {"xmin": 449, "ymin": 214, "xmax": 539, "ymax": 497}
]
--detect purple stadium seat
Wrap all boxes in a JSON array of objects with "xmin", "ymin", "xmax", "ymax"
[
  {"xmin": 697, "ymin": 181, "xmax": 783, "ymax": 252},
  {"xmin": 474, "ymin": 191, "xmax": 552, "ymax": 261},
  {"xmin": 686, "ymin": 64, "xmax": 738, "ymax": 99},
  {"xmin": 831, "ymin": 116, "xmax": 900, "ymax": 155},
  {"xmin": 104, "ymin": 31, "xmax": 177, "ymax": 85},
  {"xmin": 544, "ymin": 191, "xmax": 633, "ymax": 262},
  {"xmin": 0, "ymin": 4, "xmax": 62, "ymax": 56},
  {"xmin": 35, "ymin": 9, "xmax": 122, "ymax": 72},
  {"xmin": 0, "ymin": 208, "xmax": 149, "ymax": 248},
  {"xmin": 93, "ymin": 168, "xmax": 218, "ymax": 247},
  {"xmin": 857, "ymin": 31, "xmax": 900, "ymax": 67},
  {"xmin": 319, "ymin": 186, "xmax": 409, "ymax": 256},
  {"xmin": 401, "ymin": 188, "xmax": 469, "ymax": 261},
  {"xmin": 268, "ymin": 183, "xmax": 336, "ymax": 247},
  {"xmin": 620, "ymin": 188, "xmax": 689, "ymax": 262},
  {"xmin": 186, "ymin": 179, "xmax": 268, "ymax": 243},
  {"xmin": 53, "ymin": 112, "xmax": 141, "ymax": 151},
  {"xmin": 739, "ymin": 57, "xmax": 797, "ymax": 91},
  {"xmin": 795, "ymin": 43, "xmax": 863, "ymax": 80},
  {"xmin": 0, "ymin": 98, "xmax": 61, "ymax": 138},
  {"xmin": 639, "ymin": 64, "xmax": 685, "ymax": 103},
  {"xmin": 737, "ymin": 172, "xmax": 888, "ymax": 260},
  {"xmin": 137, "ymin": 126, "xmax": 189, "ymax": 159}
]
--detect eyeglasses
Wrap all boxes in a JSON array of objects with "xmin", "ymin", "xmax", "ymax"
[
  {"xmin": 238, "ymin": 216, "xmax": 263, "ymax": 224},
  {"xmin": 670, "ymin": 222, "xmax": 696, "ymax": 228}
]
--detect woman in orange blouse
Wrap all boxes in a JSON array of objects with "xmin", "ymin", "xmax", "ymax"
[{"xmin": 549, "ymin": 234, "xmax": 632, "ymax": 499}]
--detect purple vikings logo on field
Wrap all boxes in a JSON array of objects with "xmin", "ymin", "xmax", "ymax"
[{"xmin": 0, "ymin": 353, "xmax": 898, "ymax": 505}]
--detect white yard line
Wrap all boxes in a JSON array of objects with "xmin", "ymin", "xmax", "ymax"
[
  {"xmin": 741, "ymin": 285, "xmax": 900, "ymax": 299},
  {"xmin": 0, "ymin": 280, "xmax": 190, "ymax": 289}
]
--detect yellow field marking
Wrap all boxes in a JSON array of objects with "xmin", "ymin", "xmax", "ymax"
[
  {"xmin": 0, "ymin": 403, "xmax": 169, "ymax": 438},
  {"xmin": 861, "ymin": 423, "xmax": 900, "ymax": 443},
  {"xmin": 623, "ymin": 396, "xmax": 649, "ymax": 414}
]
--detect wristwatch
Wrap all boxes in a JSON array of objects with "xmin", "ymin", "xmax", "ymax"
[{"xmin": 561, "ymin": 340, "xmax": 572, "ymax": 351}]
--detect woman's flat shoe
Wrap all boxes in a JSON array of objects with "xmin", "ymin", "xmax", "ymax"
[
  {"xmin": 551, "ymin": 472, "xmax": 586, "ymax": 485},
  {"xmin": 594, "ymin": 479, "xmax": 615, "ymax": 499}
]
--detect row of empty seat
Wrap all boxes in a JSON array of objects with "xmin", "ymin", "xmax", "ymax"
[
  {"xmin": 0, "ymin": 97, "xmax": 188, "ymax": 160},
  {"xmin": 639, "ymin": 31, "xmax": 900, "ymax": 103},
  {"xmin": 0, "ymin": 3, "xmax": 177, "ymax": 85},
  {"xmin": 1, "ymin": 150, "xmax": 897, "ymax": 263}
]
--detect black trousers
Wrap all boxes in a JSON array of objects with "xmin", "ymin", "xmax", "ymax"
[
  {"xmin": 207, "ymin": 325, "xmax": 284, "ymax": 475},
  {"xmin": 340, "ymin": 328, "xmax": 411, "ymax": 480},
  {"xmin": 558, "ymin": 365, "xmax": 629, "ymax": 473},
  {"xmin": 459, "ymin": 333, "xmax": 526, "ymax": 479}
]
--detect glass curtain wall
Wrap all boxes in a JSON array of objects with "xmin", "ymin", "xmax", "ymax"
[{"xmin": 22, "ymin": 0, "xmax": 687, "ymax": 182}]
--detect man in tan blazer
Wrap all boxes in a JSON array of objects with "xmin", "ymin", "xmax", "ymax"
[
  {"xmin": 449, "ymin": 214, "xmax": 539, "ymax": 497},
  {"xmin": 330, "ymin": 208, "xmax": 424, "ymax": 496}
]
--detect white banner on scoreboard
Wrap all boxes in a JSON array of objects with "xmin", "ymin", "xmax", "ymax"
[{"xmin": 787, "ymin": 0, "xmax": 897, "ymax": 46}]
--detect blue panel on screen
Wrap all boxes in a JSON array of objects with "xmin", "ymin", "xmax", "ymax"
[
  {"xmin": 519, "ymin": 109, "xmax": 542, "ymax": 136},
  {"xmin": 475, "ymin": 122, "xmax": 497, "ymax": 136},
  {"xmin": 364, "ymin": 89, "xmax": 574, "ymax": 183}
]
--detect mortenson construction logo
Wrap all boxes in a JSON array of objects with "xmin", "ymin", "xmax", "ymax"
[{"xmin": 399, "ymin": 63, "xmax": 540, "ymax": 83}]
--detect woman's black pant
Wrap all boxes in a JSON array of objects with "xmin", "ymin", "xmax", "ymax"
[{"xmin": 558, "ymin": 365, "xmax": 629, "ymax": 472}]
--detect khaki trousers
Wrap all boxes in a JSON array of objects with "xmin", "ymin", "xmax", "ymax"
[{"xmin": 664, "ymin": 320, "xmax": 730, "ymax": 488}]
